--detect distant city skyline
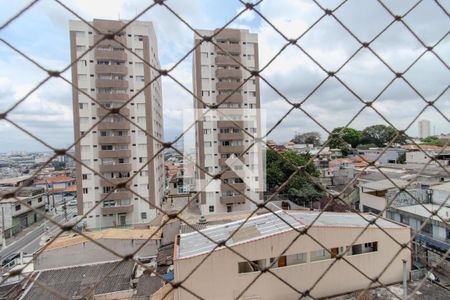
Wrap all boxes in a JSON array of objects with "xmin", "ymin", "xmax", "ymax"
[{"xmin": 1, "ymin": 1, "xmax": 449, "ymax": 152}]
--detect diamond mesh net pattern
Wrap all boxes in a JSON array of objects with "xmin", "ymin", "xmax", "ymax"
[{"xmin": 0, "ymin": 0, "xmax": 449, "ymax": 299}]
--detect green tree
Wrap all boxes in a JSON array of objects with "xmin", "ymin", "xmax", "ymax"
[
  {"xmin": 266, "ymin": 149, "xmax": 324, "ymax": 205},
  {"xmin": 421, "ymin": 136, "xmax": 447, "ymax": 147},
  {"xmin": 291, "ymin": 132, "xmax": 321, "ymax": 146},
  {"xmin": 329, "ymin": 127, "xmax": 362, "ymax": 148},
  {"xmin": 360, "ymin": 125, "xmax": 406, "ymax": 147}
]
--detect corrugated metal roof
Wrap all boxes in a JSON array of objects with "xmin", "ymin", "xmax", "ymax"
[
  {"xmin": 176, "ymin": 210, "xmax": 404, "ymax": 259},
  {"xmin": 22, "ymin": 260, "xmax": 134, "ymax": 300}
]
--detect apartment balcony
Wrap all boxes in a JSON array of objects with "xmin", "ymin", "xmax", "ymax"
[
  {"xmin": 215, "ymin": 43, "xmax": 241, "ymax": 54},
  {"xmin": 97, "ymin": 122, "xmax": 130, "ymax": 130},
  {"xmin": 97, "ymin": 107, "xmax": 130, "ymax": 117},
  {"xmin": 100, "ymin": 191, "xmax": 132, "ymax": 201},
  {"xmin": 216, "ymin": 68, "xmax": 242, "ymax": 79},
  {"xmin": 100, "ymin": 177, "xmax": 130, "ymax": 186},
  {"xmin": 215, "ymin": 55, "xmax": 241, "ymax": 66},
  {"xmin": 99, "ymin": 163, "xmax": 132, "ymax": 173},
  {"xmin": 98, "ymin": 150, "xmax": 131, "ymax": 158},
  {"xmin": 220, "ymin": 195, "xmax": 245, "ymax": 205},
  {"xmin": 221, "ymin": 182, "xmax": 246, "ymax": 192},
  {"xmin": 94, "ymin": 35, "xmax": 127, "ymax": 46},
  {"xmin": 95, "ymin": 64, "xmax": 128, "ymax": 75},
  {"xmin": 222, "ymin": 170, "xmax": 239, "ymax": 180},
  {"xmin": 216, "ymin": 94, "xmax": 243, "ymax": 103},
  {"xmin": 214, "ymin": 29, "xmax": 241, "ymax": 42},
  {"xmin": 217, "ymin": 121, "xmax": 244, "ymax": 128},
  {"xmin": 219, "ymin": 156, "xmax": 245, "ymax": 168},
  {"xmin": 94, "ymin": 49, "xmax": 127, "ymax": 61},
  {"xmin": 218, "ymin": 132, "xmax": 243, "ymax": 141},
  {"xmin": 219, "ymin": 145, "xmax": 244, "ymax": 154},
  {"xmin": 96, "ymin": 93, "xmax": 129, "ymax": 101},
  {"xmin": 95, "ymin": 79, "xmax": 128, "ymax": 89},
  {"xmin": 101, "ymin": 204, "xmax": 133, "ymax": 215},
  {"xmin": 98, "ymin": 136, "xmax": 130, "ymax": 144},
  {"xmin": 216, "ymin": 81, "xmax": 242, "ymax": 91}
]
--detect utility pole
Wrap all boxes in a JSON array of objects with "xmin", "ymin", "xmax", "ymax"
[
  {"xmin": 1, "ymin": 206, "xmax": 6, "ymax": 250},
  {"xmin": 63, "ymin": 197, "xmax": 67, "ymax": 221}
]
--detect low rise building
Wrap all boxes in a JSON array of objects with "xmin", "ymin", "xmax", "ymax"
[
  {"xmin": 0, "ymin": 187, "xmax": 46, "ymax": 238},
  {"xmin": 34, "ymin": 176, "xmax": 76, "ymax": 195},
  {"xmin": 401, "ymin": 145, "xmax": 450, "ymax": 165},
  {"xmin": 173, "ymin": 210, "xmax": 411, "ymax": 299},
  {"xmin": 35, "ymin": 227, "xmax": 162, "ymax": 270},
  {"xmin": 358, "ymin": 179, "xmax": 412, "ymax": 216},
  {"xmin": 356, "ymin": 148, "xmax": 406, "ymax": 165}
]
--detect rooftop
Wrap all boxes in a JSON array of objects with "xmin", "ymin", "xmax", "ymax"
[
  {"xmin": 35, "ymin": 176, "xmax": 75, "ymax": 184},
  {"xmin": 359, "ymin": 179, "xmax": 410, "ymax": 191},
  {"xmin": 392, "ymin": 204, "xmax": 450, "ymax": 223},
  {"xmin": 45, "ymin": 227, "xmax": 162, "ymax": 251},
  {"xmin": 0, "ymin": 175, "xmax": 32, "ymax": 186},
  {"xmin": 176, "ymin": 210, "xmax": 405, "ymax": 259},
  {"xmin": 430, "ymin": 181, "xmax": 450, "ymax": 192},
  {"xmin": 21, "ymin": 260, "xmax": 134, "ymax": 300}
]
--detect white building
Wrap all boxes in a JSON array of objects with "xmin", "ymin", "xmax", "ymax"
[
  {"xmin": 418, "ymin": 119, "xmax": 430, "ymax": 139},
  {"xmin": 192, "ymin": 28, "xmax": 264, "ymax": 215},
  {"xmin": 69, "ymin": 19, "xmax": 164, "ymax": 229},
  {"xmin": 174, "ymin": 210, "xmax": 411, "ymax": 300}
]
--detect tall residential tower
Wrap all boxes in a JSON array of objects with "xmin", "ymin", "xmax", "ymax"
[
  {"xmin": 418, "ymin": 119, "xmax": 431, "ymax": 139},
  {"xmin": 69, "ymin": 19, "xmax": 164, "ymax": 228},
  {"xmin": 193, "ymin": 29, "xmax": 264, "ymax": 215}
]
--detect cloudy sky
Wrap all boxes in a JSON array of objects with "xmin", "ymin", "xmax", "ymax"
[{"xmin": 0, "ymin": 0, "xmax": 448, "ymax": 152}]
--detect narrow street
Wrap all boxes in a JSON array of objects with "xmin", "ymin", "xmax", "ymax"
[{"xmin": 0, "ymin": 196, "xmax": 77, "ymax": 262}]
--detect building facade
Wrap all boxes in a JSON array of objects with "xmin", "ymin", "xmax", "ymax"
[
  {"xmin": 0, "ymin": 187, "xmax": 46, "ymax": 239},
  {"xmin": 418, "ymin": 119, "xmax": 430, "ymax": 139},
  {"xmin": 193, "ymin": 28, "xmax": 264, "ymax": 215},
  {"xmin": 69, "ymin": 19, "xmax": 164, "ymax": 229},
  {"xmin": 174, "ymin": 211, "xmax": 411, "ymax": 299}
]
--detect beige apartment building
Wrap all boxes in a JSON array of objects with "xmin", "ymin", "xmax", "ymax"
[
  {"xmin": 174, "ymin": 210, "xmax": 411, "ymax": 300},
  {"xmin": 69, "ymin": 19, "xmax": 164, "ymax": 229},
  {"xmin": 193, "ymin": 28, "xmax": 264, "ymax": 215}
]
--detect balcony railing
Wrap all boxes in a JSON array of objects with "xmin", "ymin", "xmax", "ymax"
[
  {"xmin": 101, "ymin": 204, "xmax": 134, "ymax": 215},
  {"xmin": 100, "ymin": 191, "xmax": 132, "ymax": 201},
  {"xmin": 94, "ymin": 49, "xmax": 127, "ymax": 61},
  {"xmin": 95, "ymin": 79, "xmax": 129, "ymax": 89},
  {"xmin": 215, "ymin": 55, "xmax": 241, "ymax": 66},
  {"xmin": 218, "ymin": 145, "xmax": 244, "ymax": 154},
  {"xmin": 215, "ymin": 68, "xmax": 242, "ymax": 79},
  {"xmin": 96, "ymin": 93, "xmax": 129, "ymax": 101},
  {"xmin": 97, "ymin": 136, "xmax": 131, "ymax": 144},
  {"xmin": 95, "ymin": 64, "xmax": 128, "ymax": 75},
  {"xmin": 98, "ymin": 163, "xmax": 132, "ymax": 173},
  {"xmin": 98, "ymin": 150, "xmax": 131, "ymax": 158},
  {"xmin": 220, "ymin": 195, "xmax": 245, "ymax": 205},
  {"xmin": 97, "ymin": 107, "xmax": 130, "ymax": 117},
  {"xmin": 97, "ymin": 122, "xmax": 130, "ymax": 130}
]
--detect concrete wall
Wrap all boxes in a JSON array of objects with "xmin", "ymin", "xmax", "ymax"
[
  {"xmin": 174, "ymin": 226, "xmax": 411, "ymax": 300},
  {"xmin": 359, "ymin": 192, "xmax": 386, "ymax": 216},
  {"xmin": 35, "ymin": 238, "xmax": 158, "ymax": 270}
]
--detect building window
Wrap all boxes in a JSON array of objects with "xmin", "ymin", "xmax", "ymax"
[
  {"xmin": 238, "ymin": 259, "xmax": 266, "ymax": 273},
  {"xmin": 83, "ymin": 188, "xmax": 89, "ymax": 194},
  {"xmin": 201, "ymin": 90, "xmax": 210, "ymax": 97},
  {"xmin": 38, "ymin": 197, "xmax": 43, "ymax": 203},
  {"xmin": 141, "ymin": 212, "xmax": 147, "ymax": 219},
  {"xmin": 82, "ymin": 174, "xmax": 88, "ymax": 180},
  {"xmin": 209, "ymin": 206, "xmax": 214, "ymax": 213},
  {"xmin": 15, "ymin": 205, "xmax": 21, "ymax": 211}
]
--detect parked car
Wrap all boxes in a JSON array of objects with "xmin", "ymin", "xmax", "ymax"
[{"xmin": 68, "ymin": 199, "xmax": 77, "ymax": 206}]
